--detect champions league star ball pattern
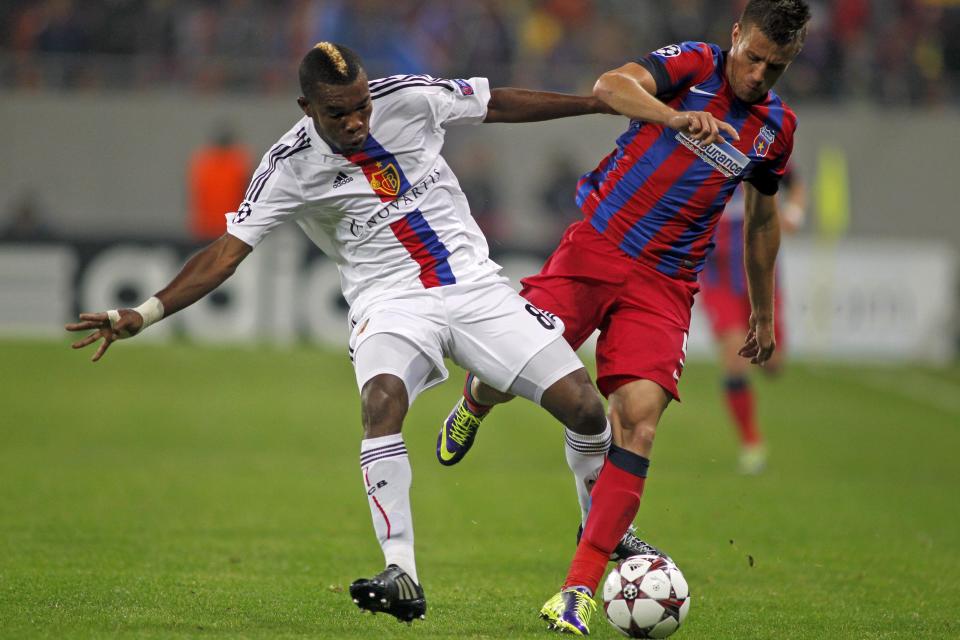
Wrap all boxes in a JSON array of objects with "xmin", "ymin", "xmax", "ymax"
[{"xmin": 602, "ymin": 554, "xmax": 690, "ymax": 638}]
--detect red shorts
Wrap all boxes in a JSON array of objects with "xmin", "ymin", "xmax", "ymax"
[
  {"xmin": 520, "ymin": 221, "xmax": 697, "ymax": 401},
  {"xmin": 699, "ymin": 278, "xmax": 786, "ymax": 350}
]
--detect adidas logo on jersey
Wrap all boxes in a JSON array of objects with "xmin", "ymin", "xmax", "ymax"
[{"xmin": 333, "ymin": 171, "xmax": 354, "ymax": 188}]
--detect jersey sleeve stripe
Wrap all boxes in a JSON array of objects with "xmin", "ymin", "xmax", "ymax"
[
  {"xmin": 245, "ymin": 143, "xmax": 289, "ymax": 201},
  {"xmin": 251, "ymin": 140, "xmax": 310, "ymax": 202},
  {"xmin": 245, "ymin": 127, "xmax": 307, "ymax": 201},
  {"xmin": 249, "ymin": 139, "xmax": 311, "ymax": 202},
  {"xmin": 368, "ymin": 73, "xmax": 437, "ymax": 89},
  {"xmin": 637, "ymin": 57, "xmax": 671, "ymax": 96},
  {"xmin": 370, "ymin": 80, "xmax": 456, "ymax": 100},
  {"xmin": 368, "ymin": 74, "xmax": 415, "ymax": 88}
]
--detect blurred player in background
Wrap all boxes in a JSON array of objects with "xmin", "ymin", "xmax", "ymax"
[
  {"xmin": 438, "ymin": 0, "xmax": 811, "ymax": 633},
  {"xmin": 65, "ymin": 42, "xmax": 658, "ymax": 626},
  {"xmin": 187, "ymin": 123, "xmax": 252, "ymax": 242},
  {"xmin": 700, "ymin": 163, "xmax": 806, "ymax": 474}
]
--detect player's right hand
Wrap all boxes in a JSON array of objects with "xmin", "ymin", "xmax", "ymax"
[
  {"xmin": 738, "ymin": 314, "xmax": 776, "ymax": 366},
  {"xmin": 668, "ymin": 111, "xmax": 740, "ymax": 146},
  {"xmin": 65, "ymin": 309, "xmax": 144, "ymax": 362}
]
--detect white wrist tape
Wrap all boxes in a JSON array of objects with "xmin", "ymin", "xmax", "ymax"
[
  {"xmin": 106, "ymin": 296, "xmax": 164, "ymax": 338},
  {"xmin": 133, "ymin": 296, "xmax": 165, "ymax": 330}
]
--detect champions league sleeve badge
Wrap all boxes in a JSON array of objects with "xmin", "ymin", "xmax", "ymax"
[
  {"xmin": 653, "ymin": 44, "xmax": 682, "ymax": 58},
  {"xmin": 753, "ymin": 125, "xmax": 776, "ymax": 158}
]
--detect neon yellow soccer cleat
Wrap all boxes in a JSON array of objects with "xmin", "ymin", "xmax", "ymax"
[
  {"xmin": 436, "ymin": 373, "xmax": 489, "ymax": 466},
  {"xmin": 540, "ymin": 587, "xmax": 596, "ymax": 635}
]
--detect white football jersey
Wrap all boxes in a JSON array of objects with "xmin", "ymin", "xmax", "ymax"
[{"xmin": 226, "ymin": 75, "xmax": 505, "ymax": 313}]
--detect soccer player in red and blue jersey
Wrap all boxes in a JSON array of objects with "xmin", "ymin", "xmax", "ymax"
[
  {"xmin": 700, "ymin": 163, "xmax": 806, "ymax": 475},
  {"xmin": 437, "ymin": 0, "xmax": 811, "ymax": 633}
]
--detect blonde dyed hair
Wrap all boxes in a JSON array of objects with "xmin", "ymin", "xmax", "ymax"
[
  {"xmin": 313, "ymin": 42, "xmax": 350, "ymax": 78},
  {"xmin": 299, "ymin": 42, "xmax": 362, "ymax": 99}
]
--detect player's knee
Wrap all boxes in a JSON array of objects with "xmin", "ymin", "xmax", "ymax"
[
  {"xmin": 558, "ymin": 375, "xmax": 606, "ymax": 436},
  {"xmin": 360, "ymin": 374, "xmax": 408, "ymax": 438},
  {"xmin": 573, "ymin": 389, "xmax": 607, "ymax": 435},
  {"xmin": 607, "ymin": 379, "xmax": 670, "ymax": 452},
  {"xmin": 620, "ymin": 423, "xmax": 657, "ymax": 454},
  {"xmin": 614, "ymin": 414, "xmax": 657, "ymax": 454}
]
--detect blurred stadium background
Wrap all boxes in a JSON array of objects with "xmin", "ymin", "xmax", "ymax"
[
  {"xmin": 1, "ymin": 1, "xmax": 959, "ymax": 638},
  {"xmin": 0, "ymin": 0, "xmax": 957, "ymax": 359}
]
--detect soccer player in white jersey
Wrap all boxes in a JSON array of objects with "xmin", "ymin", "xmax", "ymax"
[{"xmin": 65, "ymin": 42, "xmax": 657, "ymax": 623}]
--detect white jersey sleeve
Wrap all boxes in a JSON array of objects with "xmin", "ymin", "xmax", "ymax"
[
  {"xmin": 226, "ymin": 125, "xmax": 310, "ymax": 248},
  {"xmin": 429, "ymin": 76, "xmax": 491, "ymax": 127}
]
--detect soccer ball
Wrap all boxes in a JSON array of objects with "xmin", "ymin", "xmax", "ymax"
[{"xmin": 602, "ymin": 554, "xmax": 690, "ymax": 638}]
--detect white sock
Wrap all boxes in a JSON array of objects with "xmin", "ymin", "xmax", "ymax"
[
  {"xmin": 360, "ymin": 433, "xmax": 419, "ymax": 584},
  {"xmin": 564, "ymin": 420, "xmax": 612, "ymax": 526}
]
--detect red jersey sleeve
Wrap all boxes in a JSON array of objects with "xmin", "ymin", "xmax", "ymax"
[
  {"xmin": 745, "ymin": 109, "xmax": 798, "ymax": 196},
  {"xmin": 637, "ymin": 41, "xmax": 716, "ymax": 98}
]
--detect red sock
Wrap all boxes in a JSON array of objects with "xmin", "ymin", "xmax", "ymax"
[
  {"xmin": 725, "ymin": 376, "xmax": 761, "ymax": 446},
  {"xmin": 462, "ymin": 373, "xmax": 491, "ymax": 416},
  {"xmin": 564, "ymin": 445, "xmax": 649, "ymax": 594}
]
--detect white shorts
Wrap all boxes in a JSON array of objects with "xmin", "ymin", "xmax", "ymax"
[{"xmin": 349, "ymin": 281, "xmax": 584, "ymax": 404}]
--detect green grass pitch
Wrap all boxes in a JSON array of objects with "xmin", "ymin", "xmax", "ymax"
[{"xmin": 1, "ymin": 339, "xmax": 958, "ymax": 639}]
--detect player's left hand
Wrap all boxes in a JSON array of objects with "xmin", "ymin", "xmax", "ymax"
[
  {"xmin": 668, "ymin": 111, "xmax": 740, "ymax": 146},
  {"xmin": 65, "ymin": 309, "xmax": 144, "ymax": 362},
  {"xmin": 738, "ymin": 313, "xmax": 775, "ymax": 366}
]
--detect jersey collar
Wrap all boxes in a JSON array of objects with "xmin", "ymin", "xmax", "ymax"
[{"xmin": 304, "ymin": 117, "xmax": 379, "ymax": 159}]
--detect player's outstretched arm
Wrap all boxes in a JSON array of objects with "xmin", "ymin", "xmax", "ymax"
[
  {"xmin": 593, "ymin": 63, "xmax": 739, "ymax": 146},
  {"xmin": 739, "ymin": 183, "xmax": 780, "ymax": 366},
  {"xmin": 482, "ymin": 88, "xmax": 615, "ymax": 123},
  {"xmin": 66, "ymin": 234, "xmax": 252, "ymax": 362}
]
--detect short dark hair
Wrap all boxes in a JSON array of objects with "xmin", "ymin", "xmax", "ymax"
[
  {"xmin": 298, "ymin": 42, "xmax": 364, "ymax": 99},
  {"xmin": 740, "ymin": 0, "xmax": 811, "ymax": 47}
]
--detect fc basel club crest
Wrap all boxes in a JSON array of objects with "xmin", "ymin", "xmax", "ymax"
[
  {"xmin": 753, "ymin": 125, "xmax": 776, "ymax": 158},
  {"xmin": 369, "ymin": 162, "xmax": 401, "ymax": 198}
]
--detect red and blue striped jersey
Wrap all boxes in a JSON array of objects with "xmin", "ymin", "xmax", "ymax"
[
  {"xmin": 576, "ymin": 41, "xmax": 797, "ymax": 281},
  {"xmin": 701, "ymin": 164, "xmax": 796, "ymax": 293}
]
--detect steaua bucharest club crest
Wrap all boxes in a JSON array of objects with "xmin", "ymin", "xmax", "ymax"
[
  {"xmin": 369, "ymin": 162, "xmax": 401, "ymax": 197},
  {"xmin": 753, "ymin": 125, "xmax": 776, "ymax": 158}
]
